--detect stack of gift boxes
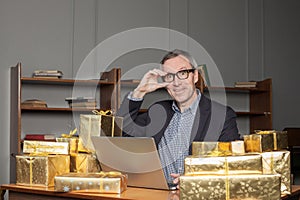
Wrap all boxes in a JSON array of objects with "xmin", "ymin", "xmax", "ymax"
[
  {"xmin": 16, "ymin": 111, "xmax": 127, "ymax": 194},
  {"xmin": 180, "ymin": 130, "xmax": 290, "ymax": 200}
]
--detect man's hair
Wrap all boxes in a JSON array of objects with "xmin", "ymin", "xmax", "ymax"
[{"xmin": 160, "ymin": 49, "xmax": 197, "ymax": 69}]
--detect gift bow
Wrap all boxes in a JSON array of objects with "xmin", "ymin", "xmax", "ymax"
[
  {"xmin": 61, "ymin": 128, "xmax": 78, "ymax": 138},
  {"xmin": 92, "ymin": 110, "xmax": 113, "ymax": 116}
]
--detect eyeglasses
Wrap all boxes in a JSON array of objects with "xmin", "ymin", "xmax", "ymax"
[{"xmin": 162, "ymin": 69, "xmax": 195, "ymax": 83}]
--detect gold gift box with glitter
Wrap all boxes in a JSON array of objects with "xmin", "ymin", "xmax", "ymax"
[
  {"xmin": 70, "ymin": 153, "xmax": 101, "ymax": 173},
  {"xmin": 23, "ymin": 140, "xmax": 69, "ymax": 155},
  {"xmin": 180, "ymin": 173, "xmax": 281, "ymax": 200},
  {"xmin": 261, "ymin": 150, "xmax": 291, "ymax": 195},
  {"xmin": 16, "ymin": 155, "xmax": 70, "ymax": 187},
  {"xmin": 192, "ymin": 141, "xmax": 245, "ymax": 156},
  {"xmin": 184, "ymin": 154, "xmax": 262, "ymax": 175},
  {"xmin": 255, "ymin": 130, "xmax": 288, "ymax": 150},
  {"xmin": 243, "ymin": 134, "xmax": 274, "ymax": 152},
  {"xmin": 79, "ymin": 111, "xmax": 123, "ymax": 152},
  {"xmin": 54, "ymin": 172, "xmax": 127, "ymax": 193}
]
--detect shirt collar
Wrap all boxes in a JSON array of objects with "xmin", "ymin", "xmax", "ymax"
[{"xmin": 172, "ymin": 89, "xmax": 201, "ymax": 114}]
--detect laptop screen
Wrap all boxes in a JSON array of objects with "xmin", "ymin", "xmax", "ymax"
[{"xmin": 91, "ymin": 136, "xmax": 174, "ymax": 190}]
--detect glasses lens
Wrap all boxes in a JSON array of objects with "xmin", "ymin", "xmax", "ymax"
[
  {"xmin": 163, "ymin": 74, "xmax": 174, "ymax": 82},
  {"xmin": 177, "ymin": 70, "xmax": 189, "ymax": 80}
]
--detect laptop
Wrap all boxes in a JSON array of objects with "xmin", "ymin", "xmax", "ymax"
[{"xmin": 91, "ymin": 136, "xmax": 176, "ymax": 190}]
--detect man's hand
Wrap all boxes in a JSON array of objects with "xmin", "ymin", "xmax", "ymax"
[
  {"xmin": 132, "ymin": 69, "xmax": 169, "ymax": 99},
  {"xmin": 170, "ymin": 173, "xmax": 180, "ymax": 189}
]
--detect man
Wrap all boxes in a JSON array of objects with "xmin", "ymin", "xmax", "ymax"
[{"xmin": 117, "ymin": 49, "xmax": 239, "ymax": 187}]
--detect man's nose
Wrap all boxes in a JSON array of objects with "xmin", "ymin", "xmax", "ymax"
[{"xmin": 172, "ymin": 75, "xmax": 181, "ymax": 86}]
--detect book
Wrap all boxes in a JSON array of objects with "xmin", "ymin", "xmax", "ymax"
[
  {"xmin": 33, "ymin": 70, "xmax": 63, "ymax": 78},
  {"xmin": 69, "ymin": 101, "xmax": 97, "ymax": 108},
  {"xmin": 234, "ymin": 81, "xmax": 257, "ymax": 88},
  {"xmin": 65, "ymin": 97, "xmax": 96, "ymax": 103},
  {"xmin": 121, "ymin": 79, "xmax": 140, "ymax": 83},
  {"xmin": 21, "ymin": 99, "xmax": 47, "ymax": 107},
  {"xmin": 197, "ymin": 64, "xmax": 210, "ymax": 87},
  {"xmin": 24, "ymin": 134, "xmax": 56, "ymax": 141}
]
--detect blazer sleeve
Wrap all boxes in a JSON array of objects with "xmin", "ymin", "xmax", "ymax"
[{"xmin": 218, "ymin": 106, "xmax": 240, "ymax": 141}]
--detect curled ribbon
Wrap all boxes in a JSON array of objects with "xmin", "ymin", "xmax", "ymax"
[
  {"xmin": 92, "ymin": 110, "xmax": 112, "ymax": 116},
  {"xmin": 61, "ymin": 128, "xmax": 78, "ymax": 138}
]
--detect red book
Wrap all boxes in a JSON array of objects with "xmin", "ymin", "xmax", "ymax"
[{"xmin": 24, "ymin": 134, "xmax": 56, "ymax": 141}]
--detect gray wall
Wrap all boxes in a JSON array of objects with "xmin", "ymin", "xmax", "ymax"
[{"xmin": 0, "ymin": 0, "xmax": 299, "ymax": 187}]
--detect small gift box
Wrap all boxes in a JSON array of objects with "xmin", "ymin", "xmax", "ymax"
[
  {"xmin": 255, "ymin": 130, "xmax": 288, "ymax": 150},
  {"xmin": 23, "ymin": 140, "xmax": 69, "ymax": 155},
  {"xmin": 184, "ymin": 154, "xmax": 263, "ymax": 175},
  {"xmin": 70, "ymin": 153, "xmax": 101, "ymax": 173},
  {"xmin": 192, "ymin": 142, "xmax": 231, "ymax": 156},
  {"xmin": 180, "ymin": 173, "xmax": 281, "ymax": 200},
  {"xmin": 79, "ymin": 110, "xmax": 123, "ymax": 152},
  {"xmin": 261, "ymin": 150, "xmax": 291, "ymax": 195},
  {"xmin": 243, "ymin": 134, "xmax": 274, "ymax": 152},
  {"xmin": 16, "ymin": 155, "xmax": 70, "ymax": 187},
  {"xmin": 56, "ymin": 128, "xmax": 79, "ymax": 154},
  {"xmin": 192, "ymin": 141, "xmax": 245, "ymax": 156},
  {"xmin": 54, "ymin": 172, "xmax": 127, "ymax": 193}
]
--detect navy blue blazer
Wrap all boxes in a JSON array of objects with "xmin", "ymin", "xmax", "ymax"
[{"xmin": 117, "ymin": 94, "xmax": 240, "ymax": 154}]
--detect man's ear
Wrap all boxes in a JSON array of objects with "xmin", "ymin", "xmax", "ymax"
[{"xmin": 194, "ymin": 70, "xmax": 199, "ymax": 84}]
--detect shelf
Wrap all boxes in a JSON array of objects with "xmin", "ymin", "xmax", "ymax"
[
  {"xmin": 21, "ymin": 106, "xmax": 98, "ymax": 112},
  {"xmin": 204, "ymin": 86, "xmax": 268, "ymax": 92},
  {"xmin": 236, "ymin": 111, "xmax": 271, "ymax": 116},
  {"xmin": 21, "ymin": 77, "xmax": 115, "ymax": 85}
]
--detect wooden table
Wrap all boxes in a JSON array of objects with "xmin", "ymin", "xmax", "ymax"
[{"xmin": 1, "ymin": 184, "xmax": 300, "ymax": 200}]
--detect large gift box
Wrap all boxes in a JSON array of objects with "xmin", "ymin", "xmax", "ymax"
[
  {"xmin": 184, "ymin": 154, "xmax": 262, "ymax": 175},
  {"xmin": 80, "ymin": 112, "xmax": 123, "ymax": 151},
  {"xmin": 261, "ymin": 150, "xmax": 291, "ymax": 195},
  {"xmin": 54, "ymin": 172, "xmax": 127, "ymax": 193},
  {"xmin": 192, "ymin": 141, "xmax": 245, "ymax": 156},
  {"xmin": 243, "ymin": 134, "xmax": 274, "ymax": 152},
  {"xmin": 256, "ymin": 130, "xmax": 288, "ymax": 150},
  {"xmin": 16, "ymin": 155, "xmax": 70, "ymax": 186},
  {"xmin": 70, "ymin": 153, "xmax": 101, "ymax": 173},
  {"xmin": 23, "ymin": 140, "xmax": 69, "ymax": 155},
  {"xmin": 180, "ymin": 173, "xmax": 281, "ymax": 200}
]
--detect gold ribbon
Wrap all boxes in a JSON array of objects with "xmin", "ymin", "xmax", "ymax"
[
  {"xmin": 61, "ymin": 128, "xmax": 78, "ymax": 138},
  {"xmin": 97, "ymin": 171, "xmax": 122, "ymax": 177},
  {"xmin": 28, "ymin": 157, "xmax": 34, "ymax": 185},
  {"xmin": 224, "ymin": 157, "xmax": 230, "ymax": 200}
]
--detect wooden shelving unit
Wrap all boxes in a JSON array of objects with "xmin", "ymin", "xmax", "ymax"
[
  {"xmin": 201, "ymin": 78, "xmax": 272, "ymax": 133},
  {"xmin": 10, "ymin": 63, "xmax": 121, "ymax": 154}
]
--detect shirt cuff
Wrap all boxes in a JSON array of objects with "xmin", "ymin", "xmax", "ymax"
[{"xmin": 127, "ymin": 91, "xmax": 143, "ymax": 101}]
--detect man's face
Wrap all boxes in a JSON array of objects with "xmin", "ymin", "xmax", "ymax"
[{"xmin": 162, "ymin": 55, "xmax": 198, "ymax": 108}]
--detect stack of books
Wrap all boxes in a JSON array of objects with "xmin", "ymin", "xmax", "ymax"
[
  {"xmin": 234, "ymin": 81, "xmax": 257, "ymax": 88},
  {"xmin": 65, "ymin": 97, "xmax": 97, "ymax": 109},
  {"xmin": 32, "ymin": 70, "xmax": 63, "ymax": 79},
  {"xmin": 21, "ymin": 99, "xmax": 47, "ymax": 108}
]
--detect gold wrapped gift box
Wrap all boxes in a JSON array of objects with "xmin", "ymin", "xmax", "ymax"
[
  {"xmin": 56, "ymin": 137, "xmax": 90, "ymax": 154},
  {"xmin": 180, "ymin": 173, "xmax": 281, "ymax": 200},
  {"xmin": 16, "ymin": 155, "xmax": 70, "ymax": 187},
  {"xmin": 184, "ymin": 154, "xmax": 262, "ymax": 175},
  {"xmin": 256, "ymin": 130, "xmax": 288, "ymax": 150},
  {"xmin": 23, "ymin": 140, "xmax": 69, "ymax": 155},
  {"xmin": 192, "ymin": 142, "xmax": 231, "ymax": 156},
  {"xmin": 54, "ymin": 172, "xmax": 127, "ymax": 193},
  {"xmin": 261, "ymin": 150, "xmax": 291, "ymax": 195},
  {"xmin": 70, "ymin": 153, "xmax": 101, "ymax": 173},
  {"xmin": 79, "ymin": 114, "xmax": 123, "ymax": 152},
  {"xmin": 192, "ymin": 141, "xmax": 245, "ymax": 156},
  {"xmin": 244, "ymin": 134, "xmax": 274, "ymax": 152}
]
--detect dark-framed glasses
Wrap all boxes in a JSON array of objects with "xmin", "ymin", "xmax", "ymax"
[{"xmin": 162, "ymin": 69, "xmax": 195, "ymax": 83}]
